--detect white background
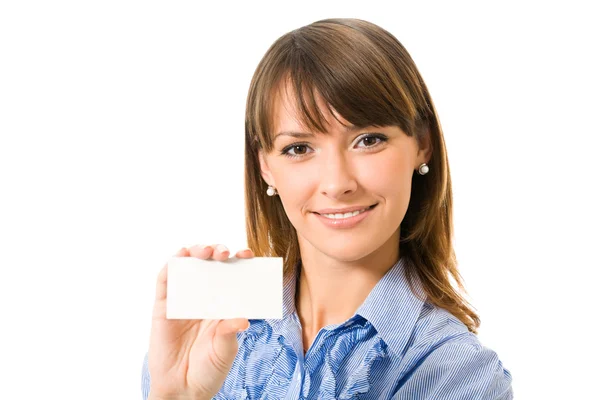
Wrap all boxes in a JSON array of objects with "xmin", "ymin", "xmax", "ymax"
[{"xmin": 1, "ymin": 1, "xmax": 598, "ymax": 398}]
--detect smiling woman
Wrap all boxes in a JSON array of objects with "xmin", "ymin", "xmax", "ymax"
[
  {"xmin": 245, "ymin": 18, "xmax": 469, "ymax": 330},
  {"xmin": 142, "ymin": 17, "xmax": 513, "ymax": 400}
]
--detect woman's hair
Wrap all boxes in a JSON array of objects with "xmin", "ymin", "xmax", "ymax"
[{"xmin": 243, "ymin": 18, "xmax": 480, "ymax": 334}]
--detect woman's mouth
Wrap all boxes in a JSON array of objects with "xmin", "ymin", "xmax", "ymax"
[
  {"xmin": 317, "ymin": 204, "xmax": 377, "ymax": 219},
  {"xmin": 313, "ymin": 204, "xmax": 378, "ymax": 229}
]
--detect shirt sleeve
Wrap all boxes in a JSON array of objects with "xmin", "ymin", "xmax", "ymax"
[
  {"xmin": 392, "ymin": 340, "xmax": 513, "ymax": 400},
  {"xmin": 141, "ymin": 351, "xmax": 151, "ymax": 400}
]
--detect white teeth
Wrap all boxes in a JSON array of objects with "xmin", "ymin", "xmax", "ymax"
[{"xmin": 322, "ymin": 208, "xmax": 368, "ymax": 219}]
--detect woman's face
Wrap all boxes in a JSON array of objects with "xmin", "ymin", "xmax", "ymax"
[{"xmin": 259, "ymin": 85, "xmax": 431, "ymax": 263}]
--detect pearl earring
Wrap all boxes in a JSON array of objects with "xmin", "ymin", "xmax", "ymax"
[
  {"xmin": 418, "ymin": 163, "xmax": 429, "ymax": 175},
  {"xmin": 266, "ymin": 185, "xmax": 278, "ymax": 196}
]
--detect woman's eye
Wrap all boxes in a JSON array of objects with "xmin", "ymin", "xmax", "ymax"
[
  {"xmin": 290, "ymin": 145, "xmax": 308, "ymax": 155},
  {"xmin": 282, "ymin": 144, "xmax": 312, "ymax": 158},
  {"xmin": 357, "ymin": 134, "xmax": 386, "ymax": 148}
]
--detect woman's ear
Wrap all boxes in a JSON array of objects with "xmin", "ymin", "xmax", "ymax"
[
  {"xmin": 258, "ymin": 150, "xmax": 275, "ymax": 186},
  {"xmin": 417, "ymin": 130, "xmax": 433, "ymax": 165}
]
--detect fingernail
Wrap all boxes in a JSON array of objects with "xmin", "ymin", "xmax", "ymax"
[{"xmin": 216, "ymin": 244, "xmax": 229, "ymax": 253}]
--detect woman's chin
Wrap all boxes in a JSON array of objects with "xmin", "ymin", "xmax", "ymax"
[{"xmin": 315, "ymin": 240, "xmax": 380, "ymax": 263}]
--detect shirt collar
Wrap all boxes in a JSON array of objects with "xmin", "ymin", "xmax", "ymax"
[
  {"xmin": 265, "ymin": 256, "xmax": 426, "ymax": 356},
  {"xmin": 282, "ymin": 259, "xmax": 301, "ymax": 318},
  {"xmin": 355, "ymin": 256, "xmax": 426, "ymax": 356},
  {"xmin": 264, "ymin": 259, "xmax": 301, "ymax": 334}
]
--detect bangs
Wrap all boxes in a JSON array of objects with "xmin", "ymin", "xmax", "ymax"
[{"xmin": 250, "ymin": 20, "xmax": 429, "ymax": 153}]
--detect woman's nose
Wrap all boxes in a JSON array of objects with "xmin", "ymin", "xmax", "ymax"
[{"xmin": 318, "ymin": 150, "xmax": 358, "ymax": 199}]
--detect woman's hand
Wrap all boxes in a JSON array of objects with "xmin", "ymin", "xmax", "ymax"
[{"xmin": 148, "ymin": 244, "xmax": 253, "ymax": 400}]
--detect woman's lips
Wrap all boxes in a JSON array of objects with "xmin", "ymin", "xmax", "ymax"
[{"xmin": 313, "ymin": 204, "xmax": 377, "ymax": 229}]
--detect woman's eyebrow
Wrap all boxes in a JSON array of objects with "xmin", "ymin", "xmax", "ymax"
[
  {"xmin": 273, "ymin": 131, "xmax": 315, "ymax": 141},
  {"xmin": 273, "ymin": 125, "xmax": 366, "ymax": 141}
]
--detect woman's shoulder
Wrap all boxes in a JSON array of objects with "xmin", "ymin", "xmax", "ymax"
[
  {"xmin": 406, "ymin": 302, "xmax": 499, "ymax": 357},
  {"xmin": 410, "ymin": 302, "xmax": 472, "ymax": 346},
  {"xmin": 395, "ymin": 302, "xmax": 513, "ymax": 399}
]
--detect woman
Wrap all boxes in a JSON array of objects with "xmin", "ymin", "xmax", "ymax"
[{"xmin": 142, "ymin": 18, "xmax": 513, "ymax": 399}]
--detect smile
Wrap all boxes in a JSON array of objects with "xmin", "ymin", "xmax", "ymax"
[
  {"xmin": 313, "ymin": 204, "xmax": 378, "ymax": 229},
  {"xmin": 321, "ymin": 206, "xmax": 372, "ymax": 219}
]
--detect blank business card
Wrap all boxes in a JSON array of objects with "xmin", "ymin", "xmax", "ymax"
[{"xmin": 166, "ymin": 256, "xmax": 283, "ymax": 320}]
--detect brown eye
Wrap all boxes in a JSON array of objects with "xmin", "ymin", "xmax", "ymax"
[
  {"xmin": 362, "ymin": 137, "xmax": 378, "ymax": 146},
  {"xmin": 292, "ymin": 145, "xmax": 307, "ymax": 155},
  {"xmin": 281, "ymin": 143, "xmax": 313, "ymax": 158},
  {"xmin": 356, "ymin": 134, "xmax": 388, "ymax": 149}
]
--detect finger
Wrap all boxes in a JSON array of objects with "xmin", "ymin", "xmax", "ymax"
[
  {"xmin": 235, "ymin": 248, "xmax": 254, "ymax": 259},
  {"xmin": 175, "ymin": 247, "xmax": 190, "ymax": 257},
  {"xmin": 211, "ymin": 244, "xmax": 230, "ymax": 261},
  {"xmin": 155, "ymin": 247, "xmax": 189, "ymax": 301},
  {"xmin": 189, "ymin": 244, "xmax": 214, "ymax": 259},
  {"xmin": 215, "ymin": 318, "xmax": 250, "ymax": 336},
  {"xmin": 211, "ymin": 318, "xmax": 249, "ymax": 374}
]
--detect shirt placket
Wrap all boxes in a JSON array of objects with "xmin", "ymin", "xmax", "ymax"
[
  {"xmin": 300, "ymin": 328, "xmax": 336, "ymax": 399},
  {"xmin": 282, "ymin": 315, "xmax": 306, "ymax": 400}
]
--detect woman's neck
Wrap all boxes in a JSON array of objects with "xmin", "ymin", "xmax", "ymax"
[{"xmin": 295, "ymin": 229, "xmax": 400, "ymax": 350}]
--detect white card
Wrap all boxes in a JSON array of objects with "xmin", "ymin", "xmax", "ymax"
[{"xmin": 166, "ymin": 256, "xmax": 283, "ymax": 320}]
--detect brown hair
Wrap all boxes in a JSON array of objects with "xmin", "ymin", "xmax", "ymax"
[{"xmin": 243, "ymin": 18, "xmax": 480, "ymax": 334}]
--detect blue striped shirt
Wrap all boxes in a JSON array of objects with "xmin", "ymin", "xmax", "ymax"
[{"xmin": 142, "ymin": 257, "xmax": 513, "ymax": 399}]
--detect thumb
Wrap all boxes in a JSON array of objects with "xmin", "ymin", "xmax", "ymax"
[
  {"xmin": 215, "ymin": 318, "xmax": 250, "ymax": 336},
  {"xmin": 212, "ymin": 319, "xmax": 249, "ymax": 369}
]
